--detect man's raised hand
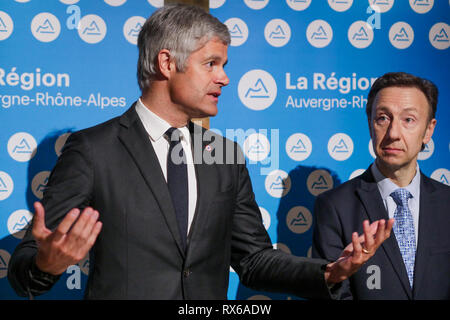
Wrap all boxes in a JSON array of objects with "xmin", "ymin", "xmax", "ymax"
[{"xmin": 32, "ymin": 202, "xmax": 102, "ymax": 275}]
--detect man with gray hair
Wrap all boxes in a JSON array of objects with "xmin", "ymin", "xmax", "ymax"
[{"xmin": 8, "ymin": 4, "xmax": 393, "ymax": 300}]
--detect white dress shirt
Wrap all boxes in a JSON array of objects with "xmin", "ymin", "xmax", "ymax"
[
  {"xmin": 371, "ymin": 162, "xmax": 420, "ymax": 243},
  {"xmin": 135, "ymin": 98, "xmax": 197, "ymax": 235}
]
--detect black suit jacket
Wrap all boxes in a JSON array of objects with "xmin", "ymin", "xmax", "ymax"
[
  {"xmin": 312, "ymin": 167, "xmax": 450, "ymax": 300},
  {"xmin": 9, "ymin": 103, "xmax": 334, "ymax": 300}
]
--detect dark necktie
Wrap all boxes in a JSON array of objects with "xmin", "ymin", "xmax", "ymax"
[{"xmin": 165, "ymin": 127, "xmax": 188, "ymax": 250}]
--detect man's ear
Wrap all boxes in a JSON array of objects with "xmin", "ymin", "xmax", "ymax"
[
  {"xmin": 423, "ymin": 118, "xmax": 437, "ymax": 145},
  {"xmin": 157, "ymin": 49, "xmax": 176, "ymax": 79}
]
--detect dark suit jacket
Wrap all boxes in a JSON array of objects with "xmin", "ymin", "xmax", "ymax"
[
  {"xmin": 312, "ymin": 167, "xmax": 450, "ymax": 300},
  {"xmin": 9, "ymin": 103, "xmax": 334, "ymax": 300}
]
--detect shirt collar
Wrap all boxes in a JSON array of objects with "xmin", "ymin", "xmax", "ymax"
[
  {"xmin": 371, "ymin": 162, "xmax": 421, "ymax": 201},
  {"xmin": 135, "ymin": 98, "xmax": 190, "ymax": 144}
]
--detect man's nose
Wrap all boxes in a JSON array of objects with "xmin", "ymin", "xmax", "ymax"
[
  {"xmin": 215, "ymin": 68, "xmax": 229, "ymax": 87},
  {"xmin": 386, "ymin": 118, "xmax": 401, "ymax": 140}
]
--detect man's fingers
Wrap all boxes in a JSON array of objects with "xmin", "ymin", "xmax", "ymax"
[
  {"xmin": 67, "ymin": 207, "xmax": 95, "ymax": 240},
  {"xmin": 79, "ymin": 210, "xmax": 100, "ymax": 240},
  {"xmin": 32, "ymin": 202, "xmax": 49, "ymax": 240},
  {"xmin": 86, "ymin": 221, "xmax": 102, "ymax": 248},
  {"xmin": 53, "ymin": 208, "xmax": 81, "ymax": 242},
  {"xmin": 352, "ymin": 232, "xmax": 363, "ymax": 262},
  {"xmin": 363, "ymin": 219, "xmax": 376, "ymax": 251}
]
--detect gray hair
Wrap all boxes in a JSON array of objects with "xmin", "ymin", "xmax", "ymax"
[{"xmin": 137, "ymin": 4, "xmax": 231, "ymax": 91}]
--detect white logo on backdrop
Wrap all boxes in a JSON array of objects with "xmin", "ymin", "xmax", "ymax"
[
  {"xmin": 431, "ymin": 168, "xmax": 450, "ymax": 186},
  {"xmin": 285, "ymin": 133, "xmax": 312, "ymax": 161},
  {"xmin": 409, "ymin": 0, "xmax": 434, "ymax": 14},
  {"xmin": 224, "ymin": 18, "xmax": 249, "ymax": 47},
  {"xmin": 8, "ymin": 132, "xmax": 37, "ymax": 162},
  {"xmin": 389, "ymin": 22, "xmax": 414, "ymax": 49},
  {"xmin": 429, "ymin": 22, "xmax": 449, "ymax": 50},
  {"xmin": 210, "ymin": 0, "xmax": 226, "ymax": 9},
  {"xmin": 238, "ymin": 69, "xmax": 277, "ymax": 111},
  {"xmin": 244, "ymin": 133, "xmax": 271, "ymax": 162},
  {"xmin": 286, "ymin": 206, "xmax": 313, "ymax": 234},
  {"xmin": 286, "ymin": 0, "xmax": 312, "ymax": 11},
  {"xmin": 55, "ymin": 132, "xmax": 72, "ymax": 157},
  {"xmin": 78, "ymin": 14, "xmax": 107, "ymax": 44},
  {"xmin": 259, "ymin": 207, "xmax": 271, "ymax": 230},
  {"xmin": 369, "ymin": 0, "xmax": 394, "ymax": 13},
  {"xmin": 0, "ymin": 11, "xmax": 14, "ymax": 41},
  {"xmin": 368, "ymin": 139, "xmax": 376, "ymax": 159},
  {"xmin": 307, "ymin": 169, "xmax": 333, "ymax": 196},
  {"xmin": 104, "ymin": 0, "xmax": 127, "ymax": 6},
  {"xmin": 264, "ymin": 19, "xmax": 291, "ymax": 47},
  {"xmin": 60, "ymin": 0, "xmax": 81, "ymax": 4},
  {"xmin": 348, "ymin": 20, "xmax": 374, "ymax": 49},
  {"xmin": 8, "ymin": 209, "xmax": 33, "ymax": 239},
  {"xmin": 0, "ymin": 171, "xmax": 14, "ymax": 201},
  {"xmin": 328, "ymin": 0, "xmax": 353, "ymax": 12},
  {"xmin": 31, "ymin": 171, "xmax": 51, "ymax": 200},
  {"xmin": 31, "ymin": 12, "xmax": 61, "ymax": 43},
  {"xmin": 123, "ymin": 16, "xmax": 146, "ymax": 45},
  {"xmin": 418, "ymin": 138, "xmax": 434, "ymax": 160},
  {"xmin": 147, "ymin": 0, "xmax": 163, "ymax": 8},
  {"xmin": 265, "ymin": 169, "xmax": 291, "ymax": 198},
  {"xmin": 244, "ymin": 0, "xmax": 269, "ymax": 10},
  {"xmin": 307, "ymin": 19, "xmax": 333, "ymax": 48},
  {"xmin": 328, "ymin": 133, "xmax": 354, "ymax": 161},
  {"xmin": 0, "ymin": 250, "xmax": 11, "ymax": 279},
  {"xmin": 349, "ymin": 169, "xmax": 366, "ymax": 180}
]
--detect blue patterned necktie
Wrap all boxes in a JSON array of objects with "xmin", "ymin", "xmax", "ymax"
[{"xmin": 390, "ymin": 188, "xmax": 416, "ymax": 288}]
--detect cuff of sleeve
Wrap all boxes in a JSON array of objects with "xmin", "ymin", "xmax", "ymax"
[
  {"xmin": 321, "ymin": 263, "xmax": 342, "ymax": 300},
  {"xmin": 28, "ymin": 255, "xmax": 61, "ymax": 295}
]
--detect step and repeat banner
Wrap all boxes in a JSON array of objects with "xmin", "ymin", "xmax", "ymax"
[{"xmin": 0, "ymin": 0, "xmax": 449, "ymax": 300}]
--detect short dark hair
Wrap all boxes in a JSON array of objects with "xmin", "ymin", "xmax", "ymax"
[{"xmin": 366, "ymin": 72, "xmax": 438, "ymax": 122}]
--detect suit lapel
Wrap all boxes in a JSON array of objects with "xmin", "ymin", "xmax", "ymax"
[
  {"xmin": 412, "ymin": 173, "xmax": 437, "ymax": 298},
  {"xmin": 117, "ymin": 104, "xmax": 185, "ymax": 258},
  {"xmin": 356, "ymin": 168, "xmax": 413, "ymax": 298}
]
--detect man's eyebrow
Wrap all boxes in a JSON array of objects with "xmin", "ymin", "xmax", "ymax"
[{"xmin": 205, "ymin": 55, "xmax": 228, "ymax": 66}]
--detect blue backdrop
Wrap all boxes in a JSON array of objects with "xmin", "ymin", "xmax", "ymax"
[{"xmin": 0, "ymin": 0, "xmax": 448, "ymax": 300}]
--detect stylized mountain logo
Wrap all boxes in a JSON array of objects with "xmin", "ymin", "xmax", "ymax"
[
  {"xmin": 290, "ymin": 138, "xmax": 307, "ymax": 153},
  {"xmin": 311, "ymin": 26, "xmax": 328, "ymax": 40},
  {"xmin": 332, "ymin": 139, "xmax": 349, "ymax": 153},
  {"xmin": 393, "ymin": 27, "xmax": 409, "ymax": 41},
  {"xmin": 12, "ymin": 139, "xmax": 32, "ymax": 154},
  {"xmin": 0, "ymin": 177, "xmax": 8, "ymax": 192},
  {"xmin": 311, "ymin": 175, "xmax": 329, "ymax": 190},
  {"xmin": 269, "ymin": 176, "xmax": 286, "ymax": 190},
  {"xmin": 82, "ymin": 20, "xmax": 101, "ymax": 35},
  {"xmin": 245, "ymin": 78, "xmax": 270, "ymax": 98},
  {"xmin": 0, "ymin": 17, "xmax": 7, "ymax": 32},
  {"xmin": 248, "ymin": 139, "xmax": 266, "ymax": 154},
  {"xmin": 128, "ymin": 22, "xmax": 143, "ymax": 37},
  {"xmin": 269, "ymin": 25, "xmax": 286, "ymax": 39},
  {"xmin": 353, "ymin": 27, "xmax": 369, "ymax": 40},
  {"xmin": 440, "ymin": 174, "xmax": 449, "ymax": 185},
  {"xmin": 413, "ymin": 0, "xmax": 430, "ymax": 6},
  {"xmin": 0, "ymin": 255, "xmax": 7, "ymax": 270},
  {"xmin": 290, "ymin": 212, "xmax": 308, "ymax": 226},
  {"xmin": 12, "ymin": 216, "xmax": 30, "ymax": 232},
  {"xmin": 433, "ymin": 28, "xmax": 449, "ymax": 42},
  {"xmin": 36, "ymin": 19, "xmax": 55, "ymax": 34},
  {"xmin": 229, "ymin": 24, "xmax": 243, "ymax": 38}
]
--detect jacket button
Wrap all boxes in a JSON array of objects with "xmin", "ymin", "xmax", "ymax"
[{"xmin": 183, "ymin": 269, "xmax": 191, "ymax": 278}]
